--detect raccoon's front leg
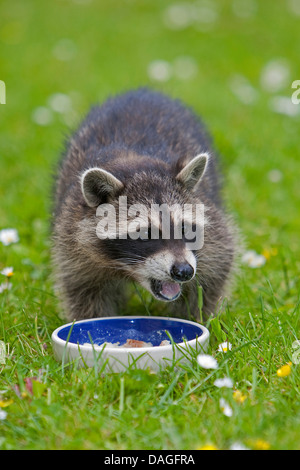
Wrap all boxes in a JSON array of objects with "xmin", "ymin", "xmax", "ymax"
[{"xmin": 59, "ymin": 277, "xmax": 127, "ymax": 321}]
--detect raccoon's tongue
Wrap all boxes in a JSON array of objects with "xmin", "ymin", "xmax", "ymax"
[{"xmin": 160, "ymin": 281, "xmax": 181, "ymax": 300}]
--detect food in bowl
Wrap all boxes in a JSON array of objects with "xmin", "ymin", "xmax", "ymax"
[{"xmin": 83, "ymin": 338, "xmax": 171, "ymax": 348}]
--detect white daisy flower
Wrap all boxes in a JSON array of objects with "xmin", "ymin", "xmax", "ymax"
[
  {"xmin": 219, "ymin": 398, "xmax": 233, "ymax": 417},
  {"xmin": 242, "ymin": 250, "xmax": 266, "ymax": 268},
  {"xmin": 214, "ymin": 377, "xmax": 234, "ymax": 388},
  {"xmin": 0, "ymin": 409, "xmax": 7, "ymax": 420},
  {"xmin": 269, "ymin": 96, "xmax": 300, "ymax": 117},
  {"xmin": 147, "ymin": 60, "xmax": 172, "ymax": 82},
  {"xmin": 197, "ymin": 354, "xmax": 218, "ymax": 369},
  {"xmin": 241, "ymin": 249, "xmax": 256, "ymax": 263},
  {"xmin": 218, "ymin": 342, "xmax": 232, "ymax": 353},
  {"xmin": 0, "ymin": 282, "xmax": 12, "ymax": 294},
  {"xmin": 260, "ymin": 59, "xmax": 290, "ymax": 93},
  {"xmin": 31, "ymin": 106, "xmax": 53, "ymax": 126},
  {"xmin": 248, "ymin": 254, "xmax": 266, "ymax": 268},
  {"xmin": 267, "ymin": 169, "xmax": 283, "ymax": 183},
  {"xmin": 0, "ymin": 228, "xmax": 19, "ymax": 246},
  {"xmin": 193, "ymin": 2, "xmax": 219, "ymax": 32},
  {"xmin": 163, "ymin": 3, "xmax": 193, "ymax": 30},
  {"xmin": 1, "ymin": 267, "xmax": 13, "ymax": 278},
  {"xmin": 48, "ymin": 93, "xmax": 72, "ymax": 114},
  {"xmin": 229, "ymin": 441, "xmax": 249, "ymax": 450}
]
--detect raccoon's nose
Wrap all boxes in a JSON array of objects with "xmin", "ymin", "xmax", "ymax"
[{"xmin": 170, "ymin": 263, "xmax": 194, "ymax": 282}]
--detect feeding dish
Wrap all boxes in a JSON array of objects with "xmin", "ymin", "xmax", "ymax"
[{"xmin": 51, "ymin": 316, "xmax": 210, "ymax": 372}]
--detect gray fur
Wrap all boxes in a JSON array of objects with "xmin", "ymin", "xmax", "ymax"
[{"xmin": 52, "ymin": 88, "xmax": 237, "ymax": 321}]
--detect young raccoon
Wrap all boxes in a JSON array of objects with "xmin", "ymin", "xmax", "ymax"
[{"xmin": 52, "ymin": 88, "xmax": 236, "ymax": 321}]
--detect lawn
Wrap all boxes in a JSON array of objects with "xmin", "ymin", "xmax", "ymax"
[{"xmin": 0, "ymin": 0, "xmax": 299, "ymax": 450}]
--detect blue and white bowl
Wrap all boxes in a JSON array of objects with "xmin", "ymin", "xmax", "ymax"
[{"xmin": 51, "ymin": 316, "xmax": 210, "ymax": 372}]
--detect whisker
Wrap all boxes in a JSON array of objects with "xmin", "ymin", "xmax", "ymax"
[{"xmin": 112, "ymin": 257, "xmax": 145, "ymax": 265}]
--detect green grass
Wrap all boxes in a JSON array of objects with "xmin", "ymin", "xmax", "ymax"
[{"xmin": 0, "ymin": 0, "xmax": 299, "ymax": 450}]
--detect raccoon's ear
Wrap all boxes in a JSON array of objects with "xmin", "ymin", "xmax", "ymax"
[
  {"xmin": 80, "ymin": 167, "xmax": 124, "ymax": 207},
  {"xmin": 176, "ymin": 153, "xmax": 209, "ymax": 191}
]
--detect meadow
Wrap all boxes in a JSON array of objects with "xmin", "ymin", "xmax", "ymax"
[{"xmin": 0, "ymin": 0, "xmax": 299, "ymax": 450}]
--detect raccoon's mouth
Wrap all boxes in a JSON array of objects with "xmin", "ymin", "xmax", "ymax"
[{"xmin": 150, "ymin": 279, "xmax": 181, "ymax": 301}]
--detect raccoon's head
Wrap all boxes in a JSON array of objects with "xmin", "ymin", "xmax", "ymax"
[{"xmin": 80, "ymin": 152, "xmax": 209, "ymax": 302}]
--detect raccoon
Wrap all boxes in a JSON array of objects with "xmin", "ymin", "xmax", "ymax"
[{"xmin": 52, "ymin": 88, "xmax": 236, "ymax": 321}]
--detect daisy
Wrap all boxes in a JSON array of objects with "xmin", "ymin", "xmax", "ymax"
[
  {"xmin": 219, "ymin": 398, "xmax": 233, "ymax": 417},
  {"xmin": 229, "ymin": 441, "xmax": 248, "ymax": 450},
  {"xmin": 267, "ymin": 169, "xmax": 283, "ymax": 183},
  {"xmin": 197, "ymin": 354, "xmax": 218, "ymax": 369},
  {"xmin": 242, "ymin": 250, "xmax": 266, "ymax": 268},
  {"xmin": 269, "ymin": 96, "xmax": 300, "ymax": 117},
  {"xmin": 1, "ymin": 267, "xmax": 13, "ymax": 278},
  {"xmin": 214, "ymin": 377, "xmax": 234, "ymax": 388},
  {"xmin": 147, "ymin": 60, "xmax": 172, "ymax": 82},
  {"xmin": 248, "ymin": 254, "xmax": 266, "ymax": 268},
  {"xmin": 31, "ymin": 106, "xmax": 53, "ymax": 126},
  {"xmin": 260, "ymin": 59, "xmax": 290, "ymax": 93},
  {"xmin": 0, "ymin": 228, "xmax": 19, "ymax": 246},
  {"xmin": 163, "ymin": 4, "xmax": 192, "ymax": 30},
  {"xmin": 218, "ymin": 341, "xmax": 232, "ymax": 353},
  {"xmin": 48, "ymin": 93, "xmax": 72, "ymax": 114},
  {"xmin": 0, "ymin": 282, "xmax": 12, "ymax": 294}
]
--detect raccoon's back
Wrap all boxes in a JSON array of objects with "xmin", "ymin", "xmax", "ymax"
[
  {"xmin": 54, "ymin": 88, "xmax": 218, "ymax": 214},
  {"xmin": 65, "ymin": 89, "xmax": 212, "ymax": 164}
]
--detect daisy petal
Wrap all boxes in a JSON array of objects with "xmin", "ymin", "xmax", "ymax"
[
  {"xmin": 0, "ymin": 228, "xmax": 19, "ymax": 246},
  {"xmin": 214, "ymin": 377, "xmax": 234, "ymax": 388},
  {"xmin": 219, "ymin": 398, "xmax": 233, "ymax": 417},
  {"xmin": 197, "ymin": 354, "xmax": 218, "ymax": 369}
]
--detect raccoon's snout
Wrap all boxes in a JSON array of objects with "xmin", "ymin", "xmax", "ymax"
[
  {"xmin": 170, "ymin": 263, "xmax": 195, "ymax": 282},
  {"xmin": 136, "ymin": 250, "xmax": 197, "ymax": 303}
]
